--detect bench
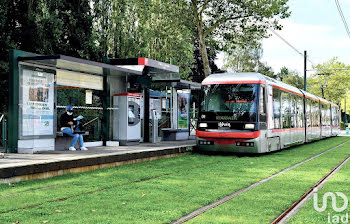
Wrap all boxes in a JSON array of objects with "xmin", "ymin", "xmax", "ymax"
[
  {"xmin": 55, "ymin": 131, "xmax": 89, "ymax": 151},
  {"xmin": 161, "ymin": 128, "xmax": 189, "ymax": 141}
]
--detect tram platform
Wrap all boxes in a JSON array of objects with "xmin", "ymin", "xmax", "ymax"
[{"xmin": 0, "ymin": 140, "xmax": 195, "ymax": 183}]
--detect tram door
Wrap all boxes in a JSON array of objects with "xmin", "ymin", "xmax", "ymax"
[{"xmin": 281, "ymin": 92, "xmax": 291, "ymax": 146}]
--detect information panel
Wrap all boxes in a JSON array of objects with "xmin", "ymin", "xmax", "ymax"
[{"xmin": 20, "ymin": 68, "xmax": 55, "ymax": 137}]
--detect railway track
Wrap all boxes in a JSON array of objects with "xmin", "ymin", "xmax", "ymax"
[
  {"xmin": 0, "ymin": 157, "xmax": 233, "ymax": 214},
  {"xmin": 271, "ymin": 155, "xmax": 350, "ymax": 224},
  {"xmin": 171, "ymin": 140, "xmax": 350, "ymax": 224}
]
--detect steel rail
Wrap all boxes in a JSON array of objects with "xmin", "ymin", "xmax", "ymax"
[
  {"xmin": 171, "ymin": 140, "xmax": 350, "ymax": 224},
  {"xmin": 271, "ymin": 155, "xmax": 350, "ymax": 224}
]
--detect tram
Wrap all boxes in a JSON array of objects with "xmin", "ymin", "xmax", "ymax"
[{"xmin": 196, "ymin": 72, "xmax": 340, "ymax": 153}]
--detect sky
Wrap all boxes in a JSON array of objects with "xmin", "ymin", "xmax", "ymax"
[{"xmin": 216, "ymin": 0, "xmax": 350, "ymax": 76}]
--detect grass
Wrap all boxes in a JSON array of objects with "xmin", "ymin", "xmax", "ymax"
[
  {"xmin": 288, "ymin": 158, "xmax": 350, "ymax": 223},
  {"xmin": 0, "ymin": 137, "xmax": 348, "ymax": 223},
  {"xmin": 188, "ymin": 139, "xmax": 350, "ymax": 224}
]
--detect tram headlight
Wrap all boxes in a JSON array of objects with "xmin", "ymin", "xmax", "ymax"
[
  {"xmin": 199, "ymin": 123, "xmax": 208, "ymax": 128},
  {"xmin": 244, "ymin": 124, "xmax": 255, "ymax": 129}
]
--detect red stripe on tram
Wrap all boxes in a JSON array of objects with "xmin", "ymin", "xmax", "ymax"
[
  {"xmin": 201, "ymin": 80, "xmax": 266, "ymax": 85},
  {"xmin": 196, "ymin": 130, "xmax": 260, "ymax": 139}
]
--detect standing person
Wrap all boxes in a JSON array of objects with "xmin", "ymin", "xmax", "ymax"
[{"xmin": 60, "ymin": 105, "xmax": 88, "ymax": 151}]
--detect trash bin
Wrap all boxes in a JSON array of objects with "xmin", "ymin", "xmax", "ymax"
[{"xmin": 346, "ymin": 127, "xmax": 349, "ymax": 135}]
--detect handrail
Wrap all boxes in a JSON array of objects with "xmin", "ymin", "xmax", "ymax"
[{"xmin": 83, "ymin": 117, "xmax": 99, "ymax": 127}]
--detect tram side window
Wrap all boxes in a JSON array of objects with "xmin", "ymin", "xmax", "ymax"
[
  {"xmin": 321, "ymin": 104, "xmax": 330, "ymax": 127},
  {"xmin": 315, "ymin": 101, "xmax": 320, "ymax": 127},
  {"xmin": 290, "ymin": 95, "xmax": 296, "ymax": 128},
  {"xmin": 297, "ymin": 96, "xmax": 304, "ymax": 128},
  {"xmin": 326, "ymin": 104, "xmax": 330, "ymax": 126},
  {"xmin": 281, "ymin": 92, "xmax": 290, "ymax": 128},
  {"xmin": 259, "ymin": 85, "xmax": 267, "ymax": 122},
  {"xmin": 273, "ymin": 89, "xmax": 281, "ymax": 129},
  {"xmin": 336, "ymin": 109, "xmax": 340, "ymax": 126},
  {"xmin": 306, "ymin": 99, "xmax": 312, "ymax": 127},
  {"xmin": 311, "ymin": 101, "xmax": 316, "ymax": 127}
]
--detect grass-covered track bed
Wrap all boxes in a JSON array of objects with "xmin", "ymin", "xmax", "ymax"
[
  {"xmin": 0, "ymin": 137, "xmax": 348, "ymax": 224},
  {"xmin": 188, "ymin": 139, "xmax": 350, "ymax": 223},
  {"xmin": 288, "ymin": 156, "xmax": 350, "ymax": 223}
]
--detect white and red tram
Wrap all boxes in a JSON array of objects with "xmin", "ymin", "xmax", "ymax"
[{"xmin": 196, "ymin": 73, "xmax": 340, "ymax": 153}]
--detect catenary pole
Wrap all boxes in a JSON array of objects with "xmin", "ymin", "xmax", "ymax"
[{"xmin": 304, "ymin": 50, "xmax": 307, "ymax": 91}]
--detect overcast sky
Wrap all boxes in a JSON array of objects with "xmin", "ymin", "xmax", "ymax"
[{"xmin": 216, "ymin": 0, "xmax": 350, "ymax": 76}]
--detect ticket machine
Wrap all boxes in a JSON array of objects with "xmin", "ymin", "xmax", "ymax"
[{"xmin": 113, "ymin": 93, "xmax": 141, "ymax": 145}]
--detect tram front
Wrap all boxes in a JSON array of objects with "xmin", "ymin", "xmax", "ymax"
[{"xmin": 196, "ymin": 75, "xmax": 266, "ymax": 153}]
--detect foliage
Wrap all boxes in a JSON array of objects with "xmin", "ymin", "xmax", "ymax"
[
  {"xmin": 0, "ymin": 0, "xmax": 292, "ymax": 115},
  {"xmin": 307, "ymin": 58, "xmax": 350, "ymax": 104},
  {"xmin": 92, "ymin": 0, "xmax": 194, "ymax": 79},
  {"xmin": 223, "ymin": 43, "xmax": 274, "ymax": 78},
  {"xmin": 190, "ymin": 41, "xmax": 224, "ymax": 83},
  {"xmin": 276, "ymin": 66, "xmax": 304, "ymax": 89},
  {"xmin": 190, "ymin": 0, "xmax": 290, "ymax": 77}
]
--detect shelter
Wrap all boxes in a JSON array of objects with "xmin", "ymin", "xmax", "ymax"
[{"xmin": 8, "ymin": 50, "xmax": 200, "ymax": 153}]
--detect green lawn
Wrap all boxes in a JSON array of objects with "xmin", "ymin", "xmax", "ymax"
[
  {"xmin": 0, "ymin": 137, "xmax": 348, "ymax": 224},
  {"xmin": 288, "ymin": 157, "xmax": 350, "ymax": 223},
  {"xmin": 188, "ymin": 140, "xmax": 350, "ymax": 224}
]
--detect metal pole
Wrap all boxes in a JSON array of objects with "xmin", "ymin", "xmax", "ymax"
[
  {"xmin": 321, "ymin": 88, "xmax": 325, "ymax": 99},
  {"xmin": 2, "ymin": 118, "xmax": 7, "ymax": 152},
  {"xmin": 304, "ymin": 50, "xmax": 307, "ymax": 91}
]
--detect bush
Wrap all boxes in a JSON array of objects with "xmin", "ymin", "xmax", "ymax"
[{"xmin": 341, "ymin": 122, "xmax": 346, "ymax": 130}]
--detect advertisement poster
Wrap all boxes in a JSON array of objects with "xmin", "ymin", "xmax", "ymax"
[
  {"xmin": 21, "ymin": 69, "xmax": 55, "ymax": 137},
  {"xmin": 178, "ymin": 93, "xmax": 189, "ymax": 129}
]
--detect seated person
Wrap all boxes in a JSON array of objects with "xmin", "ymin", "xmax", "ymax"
[{"xmin": 60, "ymin": 105, "xmax": 88, "ymax": 151}]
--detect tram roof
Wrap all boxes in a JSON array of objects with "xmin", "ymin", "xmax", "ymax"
[{"xmin": 202, "ymin": 72, "xmax": 338, "ymax": 107}]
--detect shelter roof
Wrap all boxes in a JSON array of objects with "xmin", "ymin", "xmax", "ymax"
[{"xmin": 18, "ymin": 54, "xmax": 142, "ymax": 76}]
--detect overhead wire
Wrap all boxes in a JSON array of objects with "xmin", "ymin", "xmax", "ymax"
[
  {"xmin": 268, "ymin": 0, "xmax": 350, "ymax": 73},
  {"xmin": 335, "ymin": 0, "xmax": 350, "ymax": 38},
  {"xmin": 268, "ymin": 28, "xmax": 316, "ymax": 66},
  {"xmin": 268, "ymin": 29, "xmax": 350, "ymax": 72}
]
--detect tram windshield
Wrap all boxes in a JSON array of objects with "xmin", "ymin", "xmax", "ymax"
[{"xmin": 201, "ymin": 84, "xmax": 258, "ymax": 121}]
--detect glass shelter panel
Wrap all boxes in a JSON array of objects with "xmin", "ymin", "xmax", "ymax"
[{"xmin": 57, "ymin": 87, "xmax": 103, "ymax": 142}]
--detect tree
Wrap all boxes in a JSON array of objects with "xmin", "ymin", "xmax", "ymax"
[
  {"xmin": 282, "ymin": 72, "xmax": 304, "ymax": 89},
  {"xmin": 190, "ymin": 41, "xmax": 224, "ymax": 83},
  {"xmin": 93, "ymin": 0, "xmax": 194, "ymax": 79},
  {"xmin": 275, "ymin": 66, "xmax": 289, "ymax": 81},
  {"xmin": 190, "ymin": 0, "xmax": 290, "ymax": 77},
  {"xmin": 223, "ymin": 43, "xmax": 274, "ymax": 78},
  {"xmin": 274, "ymin": 66, "xmax": 303, "ymax": 89},
  {"xmin": 307, "ymin": 58, "xmax": 350, "ymax": 104}
]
